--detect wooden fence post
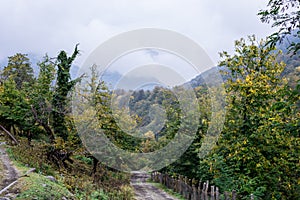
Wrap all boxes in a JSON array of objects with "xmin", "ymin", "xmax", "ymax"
[
  {"xmin": 232, "ymin": 190, "xmax": 237, "ymax": 200},
  {"xmin": 159, "ymin": 173, "xmax": 163, "ymax": 184},
  {"xmin": 216, "ymin": 187, "xmax": 220, "ymax": 200},
  {"xmin": 152, "ymin": 172, "xmax": 155, "ymax": 181},
  {"xmin": 183, "ymin": 176, "xmax": 187, "ymax": 199},
  {"xmin": 173, "ymin": 176, "xmax": 177, "ymax": 192},
  {"xmin": 165, "ymin": 174, "xmax": 168, "ymax": 186},
  {"xmin": 179, "ymin": 175, "xmax": 183, "ymax": 195},
  {"xmin": 205, "ymin": 180, "xmax": 209, "ymax": 194},
  {"xmin": 150, "ymin": 172, "xmax": 261, "ymax": 200},
  {"xmin": 224, "ymin": 191, "xmax": 229, "ymax": 200},
  {"xmin": 174, "ymin": 178, "xmax": 179, "ymax": 193},
  {"xmin": 165, "ymin": 174, "xmax": 168, "ymax": 187},
  {"xmin": 198, "ymin": 183, "xmax": 202, "ymax": 200},
  {"xmin": 202, "ymin": 182, "xmax": 206, "ymax": 194},
  {"xmin": 187, "ymin": 181, "xmax": 192, "ymax": 200},
  {"xmin": 211, "ymin": 185, "xmax": 215, "ymax": 198},
  {"xmin": 192, "ymin": 184, "xmax": 197, "ymax": 200}
]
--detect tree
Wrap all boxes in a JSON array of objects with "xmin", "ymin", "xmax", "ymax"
[
  {"xmin": 1, "ymin": 53, "xmax": 35, "ymax": 90},
  {"xmin": 0, "ymin": 79, "xmax": 32, "ymax": 140},
  {"xmin": 259, "ymin": 0, "xmax": 300, "ymax": 53},
  {"xmin": 52, "ymin": 45, "xmax": 81, "ymax": 141},
  {"xmin": 0, "ymin": 55, "xmax": 57, "ymax": 144},
  {"xmin": 30, "ymin": 55, "xmax": 56, "ymax": 142},
  {"xmin": 0, "ymin": 54, "xmax": 35, "ymax": 142},
  {"xmin": 204, "ymin": 36, "xmax": 299, "ymax": 199}
]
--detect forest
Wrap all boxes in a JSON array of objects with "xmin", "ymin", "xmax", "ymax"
[{"xmin": 0, "ymin": 0, "xmax": 299, "ymax": 199}]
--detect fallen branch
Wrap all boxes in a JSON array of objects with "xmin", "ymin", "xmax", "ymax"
[
  {"xmin": 20, "ymin": 168, "xmax": 36, "ymax": 177},
  {"xmin": 0, "ymin": 179, "xmax": 18, "ymax": 195},
  {"xmin": 0, "ymin": 125, "xmax": 18, "ymax": 145},
  {"xmin": 0, "ymin": 168, "xmax": 36, "ymax": 195}
]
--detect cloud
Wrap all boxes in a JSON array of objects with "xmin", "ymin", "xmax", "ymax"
[{"xmin": 0, "ymin": 0, "xmax": 274, "ymax": 67}]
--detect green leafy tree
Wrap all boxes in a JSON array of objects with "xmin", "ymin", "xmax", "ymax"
[
  {"xmin": 30, "ymin": 55, "xmax": 56, "ymax": 142},
  {"xmin": 259, "ymin": 0, "xmax": 300, "ymax": 53},
  {"xmin": 52, "ymin": 45, "xmax": 81, "ymax": 141},
  {"xmin": 0, "ymin": 55, "xmax": 56, "ymax": 144},
  {"xmin": 0, "ymin": 54, "xmax": 35, "ymax": 141},
  {"xmin": 0, "ymin": 79, "xmax": 32, "ymax": 139},
  {"xmin": 207, "ymin": 36, "xmax": 300, "ymax": 199},
  {"xmin": 73, "ymin": 65, "xmax": 141, "ymax": 170},
  {"xmin": 1, "ymin": 53, "xmax": 35, "ymax": 90}
]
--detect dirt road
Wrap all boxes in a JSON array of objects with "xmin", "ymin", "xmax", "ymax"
[
  {"xmin": 131, "ymin": 172, "xmax": 179, "ymax": 200},
  {"xmin": 0, "ymin": 142, "xmax": 19, "ymax": 199}
]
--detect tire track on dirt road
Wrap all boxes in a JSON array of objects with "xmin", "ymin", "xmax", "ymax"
[{"xmin": 131, "ymin": 172, "xmax": 179, "ymax": 200}]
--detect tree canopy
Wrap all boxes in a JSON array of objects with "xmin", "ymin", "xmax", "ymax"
[{"xmin": 259, "ymin": 0, "xmax": 300, "ymax": 53}]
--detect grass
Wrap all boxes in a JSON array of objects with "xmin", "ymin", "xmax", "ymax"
[
  {"xmin": 0, "ymin": 163, "xmax": 4, "ymax": 184},
  {"xmin": 3, "ymin": 138, "xmax": 135, "ymax": 199},
  {"xmin": 4, "ymin": 146, "xmax": 74, "ymax": 200},
  {"xmin": 14, "ymin": 172, "xmax": 74, "ymax": 200}
]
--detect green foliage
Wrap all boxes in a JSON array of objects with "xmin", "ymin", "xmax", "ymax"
[
  {"xmin": 207, "ymin": 36, "xmax": 300, "ymax": 199},
  {"xmin": 29, "ymin": 55, "xmax": 56, "ymax": 142},
  {"xmin": 258, "ymin": 0, "xmax": 300, "ymax": 53},
  {"xmin": 0, "ymin": 79, "xmax": 33, "ymax": 135},
  {"xmin": 1, "ymin": 30, "xmax": 298, "ymax": 200},
  {"xmin": 14, "ymin": 173, "xmax": 73, "ymax": 200},
  {"xmin": 1, "ymin": 53, "xmax": 35, "ymax": 90},
  {"xmin": 0, "ymin": 47, "xmax": 136, "ymax": 200},
  {"xmin": 81, "ymin": 189, "xmax": 109, "ymax": 200},
  {"xmin": 7, "ymin": 137, "xmax": 134, "ymax": 199},
  {"xmin": 163, "ymin": 36, "xmax": 299, "ymax": 200},
  {"xmin": 106, "ymin": 185, "xmax": 135, "ymax": 200},
  {"xmin": 0, "ymin": 54, "xmax": 36, "ymax": 138},
  {"xmin": 150, "ymin": 182, "xmax": 186, "ymax": 200},
  {"xmin": 8, "ymin": 139, "xmax": 55, "ymax": 175},
  {"xmin": 163, "ymin": 85, "xmax": 216, "ymax": 178},
  {"xmin": 277, "ymin": 50, "xmax": 300, "ymax": 89},
  {"xmin": 73, "ymin": 154, "xmax": 93, "ymax": 165},
  {"xmin": 52, "ymin": 44, "xmax": 81, "ymax": 141}
]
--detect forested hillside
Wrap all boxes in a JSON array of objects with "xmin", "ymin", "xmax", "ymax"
[
  {"xmin": 0, "ymin": 0, "xmax": 299, "ymax": 199},
  {"xmin": 162, "ymin": 36, "xmax": 300, "ymax": 199},
  {"xmin": 0, "ymin": 49, "xmax": 135, "ymax": 199}
]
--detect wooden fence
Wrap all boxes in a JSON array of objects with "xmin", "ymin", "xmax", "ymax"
[{"xmin": 151, "ymin": 172, "xmax": 255, "ymax": 200}]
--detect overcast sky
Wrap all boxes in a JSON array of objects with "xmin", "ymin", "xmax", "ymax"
[{"xmin": 0, "ymin": 0, "xmax": 274, "ymax": 68}]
